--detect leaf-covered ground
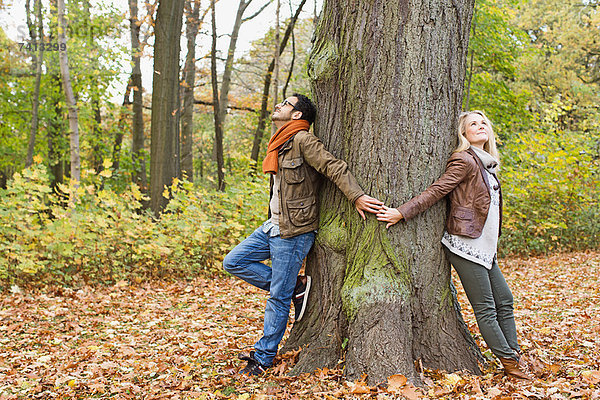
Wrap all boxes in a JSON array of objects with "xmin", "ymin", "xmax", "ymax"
[{"xmin": 1, "ymin": 252, "xmax": 599, "ymax": 399}]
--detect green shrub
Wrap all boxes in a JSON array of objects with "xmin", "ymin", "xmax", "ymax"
[
  {"xmin": 500, "ymin": 128, "xmax": 599, "ymax": 255},
  {"xmin": 0, "ymin": 163, "xmax": 268, "ymax": 289}
]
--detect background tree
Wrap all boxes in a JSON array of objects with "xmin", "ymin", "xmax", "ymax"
[
  {"xmin": 463, "ymin": 0, "xmax": 532, "ymax": 135},
  {"xmin": 181, "ymin": 0, "xmax": 204, "ymax": 182},
  {"xmin": 57, "ymin": 0, "xmax": 80, "ymax": 187},
  {"xmin": 130, "ymin": 0, "xmax": 148, "ymax": 191},
  {"xmin": 150, "ymin": 0, "xmax": 185, "ymax": 214},
  {"xmin": 249, "ymin": 0, "xmax": 308, "ymax": 164},
  {"xmin": 0, "ymin": 28, "xmax": 30, "ymax": 187},
  {"xmin": 209, "ymin": 0, "xmax": 225, "ymax": 190},
  {"xmin": 516, "ymin": 0, "xmax": 600, "ymax": 129},
  {"xmin": 210, "ymin": 0, "xmax": 270, "ymax": 190},
  {"xmin": 465, "ymin": 0, "xmax": 600, "ymax": 255},
  {"xmin": 24, "ymin": 0, "xmax": 43, "ymax": 168},
  {"xmin": 284, "ymin": 0, "xmax": 479, "ymax": 384}
]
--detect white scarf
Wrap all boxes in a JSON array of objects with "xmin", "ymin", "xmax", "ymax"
[{"xmin": 470, "ymin": 146, "xmax": 498, "ymax": 174}]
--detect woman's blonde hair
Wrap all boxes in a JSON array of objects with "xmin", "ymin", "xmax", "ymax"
[{"xmin": 454, "ymin": 110, "xmax": 499, "ymax": 162}]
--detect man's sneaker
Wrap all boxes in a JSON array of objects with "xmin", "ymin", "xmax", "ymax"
[
  {"xmin": 292, "ymin": 275, "xmax": 311, "ymax": 322},
  {"xmin": 238, "ymin": 351, "xmax": 269, "ymax": 376}
]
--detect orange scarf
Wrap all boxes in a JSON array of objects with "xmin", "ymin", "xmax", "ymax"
[{"xmin": 262, "ymin": 119, "xmax": 310, "ymax": 174}]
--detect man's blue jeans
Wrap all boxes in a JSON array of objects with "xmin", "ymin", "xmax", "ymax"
[{"xmin": 223, "ymin": 224, "xmax": 315, "ymax": 367}]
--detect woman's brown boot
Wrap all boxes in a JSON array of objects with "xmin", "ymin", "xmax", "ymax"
[{"xmin": 499, "ymin": 357, "xmax": 533, "ymax": 380}]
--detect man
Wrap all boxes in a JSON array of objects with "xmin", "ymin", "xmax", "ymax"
[{"xmin": 223, "ymin": 94, "xmax": 382, "ymax": 375}]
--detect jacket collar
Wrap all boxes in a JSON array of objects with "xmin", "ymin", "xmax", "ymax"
[
  {"xmin": 466, "ymin": 147, "xmax": 492, "ymax": 190},
  {"xmin": 278, "ymin": 129, "xmax": 307, "ymax": 154}
]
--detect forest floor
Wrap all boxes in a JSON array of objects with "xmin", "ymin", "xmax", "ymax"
[{"xmin": 1, "ymin": 252, "xmax": 599, "ymax": 399}]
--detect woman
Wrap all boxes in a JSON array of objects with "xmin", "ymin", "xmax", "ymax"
[{"xmin": 376, "ymin": 110, "xmax": 531, "ymax": 380}]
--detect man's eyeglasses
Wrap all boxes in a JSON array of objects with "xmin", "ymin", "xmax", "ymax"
[{"xmin": 280, "ymin": 99, "xmax": 299, "ymax": 111}]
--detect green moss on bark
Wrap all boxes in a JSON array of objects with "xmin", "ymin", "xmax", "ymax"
[
  {"xmin": 341, "ymin": 219, "xmax": 411, "ymax": 321},
  {"xmin": 308, "ymin": 39, "xmax": 339, "ymax": 82},
  {"xmin": 315, "ymin": 208, "xmax": 348, "ymax": 253}
]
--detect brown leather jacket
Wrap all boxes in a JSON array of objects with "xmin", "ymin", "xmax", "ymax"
[
  {"xmin": 275, "ymin": 130, "xmax": 364, "ymax": 238},
  {"xmin": 397, "ymin": 148, "xmax": 502, "ymax": 238}
]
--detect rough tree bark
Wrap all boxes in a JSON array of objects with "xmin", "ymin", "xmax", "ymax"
[
  {"xmin": 150, "ymin": 0, "xmax": 185, "ymax": 215},
  {"xmin": 57, "ymin": 0, "xmax": 81, "ymax": 187},
  {"xmin": 249, "ymin": 0, "xmax": 307, "ymax": 164},
  {"xmin": 130, "ymin": 0, "xmax": 148, "ymax": 191},
  {"xmin": 464, "ymin": 2, "xmax": 477, "ymax": 111},
  {"xmin": 283, "ymin": 0, "xmax": 480, "ymax": 385}
]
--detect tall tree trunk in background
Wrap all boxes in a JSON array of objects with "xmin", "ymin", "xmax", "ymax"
[
  {"xmin": 217, "ymin": 0, "xmax": 269, "ymax": 118},
  {"xmin": 92, "ymin": 97, "xmax": 103, "ymax": 173},
  {"xmin": 48, "ymin": 78, "xmax": 65, "ymax": 190},
  {"xmin": 150, "ymin": 0, "xmax": 185, "ymax": 215},
  {"xmin": 130, "ymin": 0, "xmax": 148, "ymax": 191},
  {"xmin": 218, "ymin": 0, "xmax": 249, "ymax": 117},
  {"xmin": 210, "ymin": 0, "xmax": 268, "ymax": 185},
  {"xmin": 81, "ymin": 0, "xmax": 105, "ymax": 175},
  {"xmin": 0, "ymin": 171, "xmax": 7, "ymax": 190},
  {"xmin": 181, "ymin": 0, "xmax": 201, "ymax": 182},
  {"xmin": 283, "ymin": 0, "xmax": 479, "ymax": 384},
  {"xmin": 281, "ymin": 0, "xmax": 296, "ymax": 99},
  {"xmin": 25, "ymin": 0, "xmax": 44, "ymax": 167},
  {"xmin": 112, "ymin": 79, "xmax": 132, "ymax": 172},
  {"xmin": 250, "ymin": 0, "xmax": 307, "ymax": 164},
  {"xmin": 210, "ymin": 0, "xmax": 225, "ymax": 191},
  {"xmin": 47, "ymin": 0, "xmax": 66, "ymax": 189},
  {"xmin": 57, "ymin": 0, "xmax": 81, "ymax": 188},
  {"xmin": 271, "ymin": 0, "xmax": 280, "ymax": 113}
]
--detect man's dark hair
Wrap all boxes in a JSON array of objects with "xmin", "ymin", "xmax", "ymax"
[{"xmin": 292, "ymin": 93, "xmax": 316, "ymax": 125}]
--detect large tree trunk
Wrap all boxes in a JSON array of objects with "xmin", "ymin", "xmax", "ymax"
[
  {"xmin": 249, "ymin": 0, "xmax": 307, "ymax": 164},
  {"xmin": 464, "ymin": 3, "xmax": 478, "ymax": 111},
  {"xmin": 181, "ymin": 0, "xmax": 201, "ymax": 182},
  {"xmin": 150, "ymin": 0, "xmax": 185, "ymax": 215},
  {"xmin": 130, "ymin": 0, "xmax": 148, "ymax": 191},
  {"xmin": 284, "ymin": 0, "xmax": 480, "ymax": 385},
  {"xmin": 57, "ymin": 0, "xmax": 80, "ymax": 188}
]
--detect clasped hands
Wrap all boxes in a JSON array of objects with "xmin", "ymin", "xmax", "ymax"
[{"xmin": 354, "ymin": 195, "xmax": 404, "ymax": 228}]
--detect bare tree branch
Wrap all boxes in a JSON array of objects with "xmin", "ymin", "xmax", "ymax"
[{"xmin": 242, "ymin": 0, "xmax": 272, "ymax": 22}]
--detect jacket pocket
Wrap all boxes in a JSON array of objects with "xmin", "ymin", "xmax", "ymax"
[
  {"xmin": 454, "ymin": 206, "xmax": 474, "ymax": 220},
  {"xmin": 287, "ymin": 195, "xmax": 317, "ymax": 227},
  {"xmin": 448, "ymin": 206, "xmax": 478, "ymax": 237},
  {"xmin": 282, "ymin": 157, "xmax": 305, "ymax": 184}
]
